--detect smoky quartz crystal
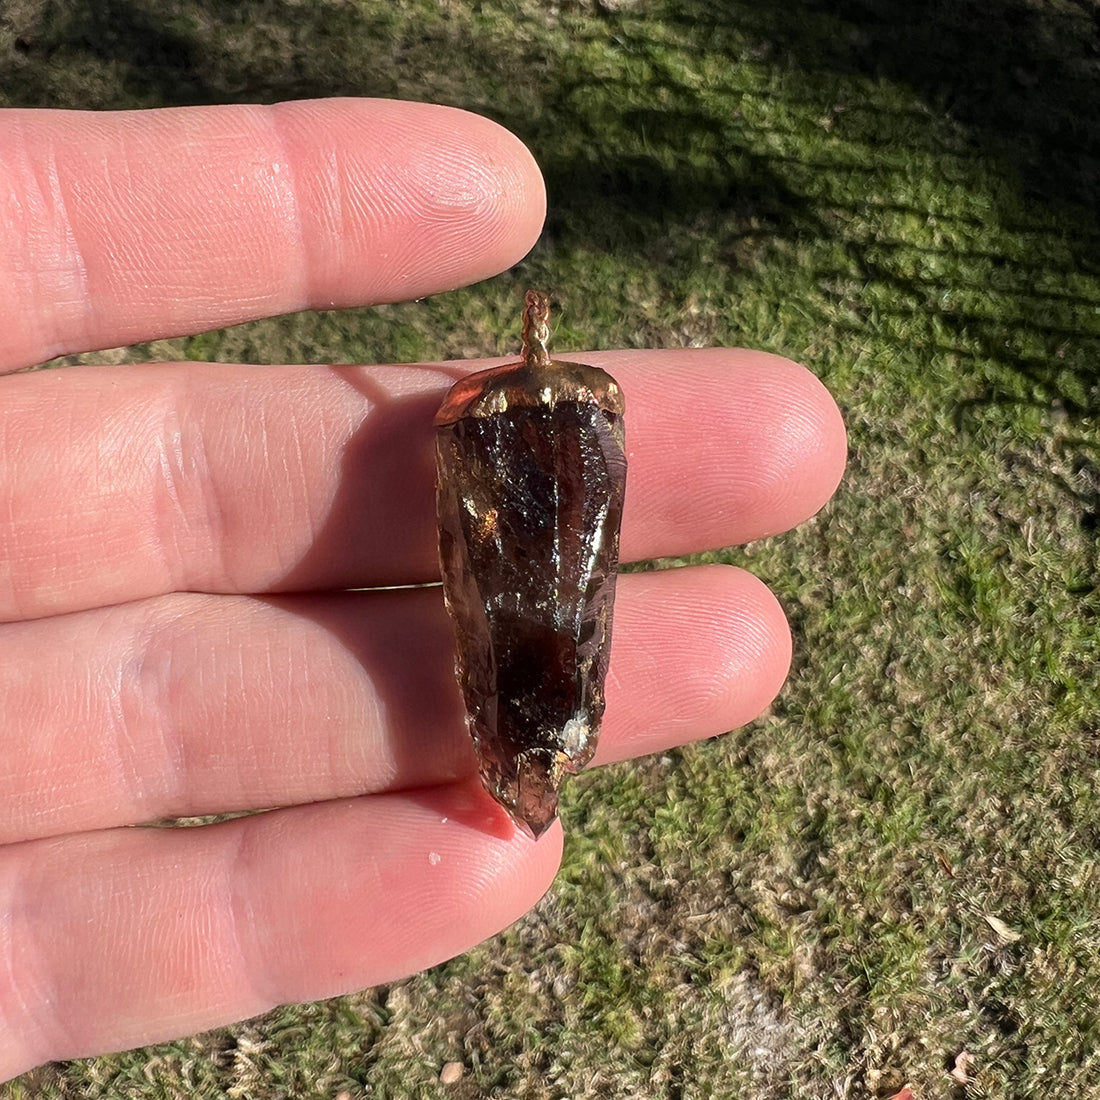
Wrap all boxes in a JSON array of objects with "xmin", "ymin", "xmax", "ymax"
[{"xmin": 435, "ymin": 292, "xmax": 627, "ymax": 837}]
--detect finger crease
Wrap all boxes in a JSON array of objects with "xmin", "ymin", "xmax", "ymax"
[
  {"xmin": 223, "ymin": 822, "xmax": 279, "ymax": 1013},
  {"xmin": 113, "ymin": 605, "xmax": 189, "ymax": 816},
  {"xmin": 16, "ymin": 126, "xmax": 93, "ymax": 362},
  {"xmin": 149, "ymin": 381, "xmax": 230, "ymax": 593},
  {"xmin": 264, "ymin": 107, "xmax": 310, "ymax": 310}
]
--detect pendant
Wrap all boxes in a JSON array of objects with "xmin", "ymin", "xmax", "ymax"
[{"xmin": 435, "ymin": 292, "xmax": 627, "ymax": 838}]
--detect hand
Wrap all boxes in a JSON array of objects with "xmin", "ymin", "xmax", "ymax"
[{"xmin": 0, "ymin": 99, "xmax": 845, "ymax": 1080}]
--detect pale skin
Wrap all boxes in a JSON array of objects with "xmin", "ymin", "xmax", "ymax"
[{"xmin": 0, "ymin": 99, "xmax": 847, "ymax": 1080}]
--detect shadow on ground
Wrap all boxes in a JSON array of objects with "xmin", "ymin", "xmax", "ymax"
[{"xmin": 671, "ymin": 0, "xmax": 1100, "ymax": 212}]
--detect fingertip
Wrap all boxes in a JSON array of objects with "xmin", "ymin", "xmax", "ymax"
[
  {"xmin": 371, "ymin": 786, "xmax": 564, "ymax": 981},
  {"xmin": 271, "ymin": 98, "xmax": 547, "ymax": 307},
  {"xmin": 271, "ymin": 783, "xmax": 567, "ymax": 990},
  {"xmin": 598, "ymin": 565, "xmax": 793, "ymax": 766},
  {"xmin": 711, "ymin": 563, "xmax": 793, "ymax": 723},
  {"xmin": 663, "ymin": 563, "xmax": 792, "ymax": 736},
  {"xmin": 427, "ymin": 104, "xmax": 548, "ymax": 276},
  {"xmin": 755, "ymin": 352, "xmax": 848, "ymax": 531},
  {"xmin": 603, "ymin": 348, "xmax": 846, "ymax": 557},
  {"xmin": 669, "ymin": 348, "xmax": 846, "ymax": 540}
]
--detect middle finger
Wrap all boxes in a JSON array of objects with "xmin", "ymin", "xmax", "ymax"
[{"xmin": 0, "ymin": 349, "xmax": 844, "ymax": 621}]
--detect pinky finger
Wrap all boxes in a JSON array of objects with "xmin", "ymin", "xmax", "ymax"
[{"xmin": 0, "ymin": 786, "xmax": 561, "ymax": 1080}]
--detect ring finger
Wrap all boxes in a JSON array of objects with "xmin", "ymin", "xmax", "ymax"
[{"xmin": 0, "ymin": 565, "xmax": 789, "ymax": 843}]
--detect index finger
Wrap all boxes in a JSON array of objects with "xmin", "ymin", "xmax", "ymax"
[{"xmin": 0, "ymin": 99, "xmax": 545, "ymax": 370}]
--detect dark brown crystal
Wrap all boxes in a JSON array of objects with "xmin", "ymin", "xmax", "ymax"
[{"xmin": 435, "ymin": 292, "xmax": 626, "ymax": 838}]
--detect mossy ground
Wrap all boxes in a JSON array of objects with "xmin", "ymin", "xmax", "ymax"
[{"xmin": 3, "ymin": 0, "xmax": 1100, "ymax": 1095}]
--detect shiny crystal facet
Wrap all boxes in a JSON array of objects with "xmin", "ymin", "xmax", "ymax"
[{"xmin": 436, "ymin": 352, "xmax": 626, "ymax": 838}]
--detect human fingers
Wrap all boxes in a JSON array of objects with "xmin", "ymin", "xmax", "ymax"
[
  {"xmin": 0, "ymin": 566, "xmax": 787, "ymax": 843},
  {"xmin": 0, "ymin": 350, "xmax": 845, "ymax": 620},
  {"xmin": 0, "ymin": 99, "xmax": 544, "ymax": 371},
  {"xmin": 0, "ymin": 784, "xmax": 563, "ymax": 1081}
]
